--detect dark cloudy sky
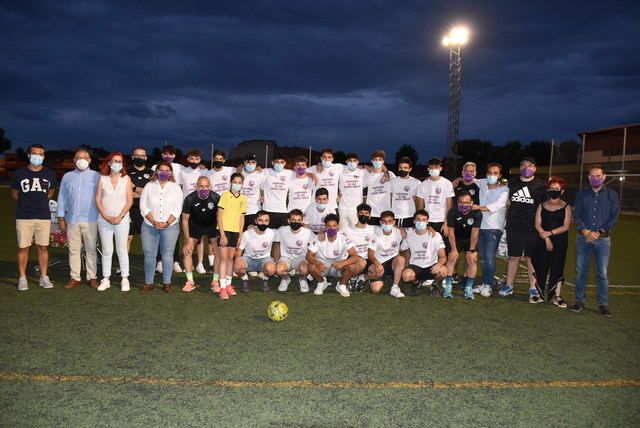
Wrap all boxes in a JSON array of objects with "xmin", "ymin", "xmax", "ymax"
[{"xmin": 1, "ymin": 0, "xmax": 639, "ymax": 160}]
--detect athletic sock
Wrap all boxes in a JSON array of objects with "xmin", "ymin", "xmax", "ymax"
[
  {"xmin": 186, "ymin": 272, "xmax": 194, "ymax": 282},
  {"xmin": 220, "ymin": 278, "xmax": 228, "ymax": 288},
  {"xmin": 444, "ymin": 276, "xmax": 452, "ymax": 287},
  {"xmin": 213, "ymin": 272, "xmax": 219, "ymax": 281},
  {"xmin": 208, "ymin": 255, "xmax": 214, "ymax": 266},
  {"xmin": 241, "ymin": 274, "xmax": 249, "ymax": 281},
  {"xmin": 465, "ymin": 277, "xmax": 474, "ymax": 288}
]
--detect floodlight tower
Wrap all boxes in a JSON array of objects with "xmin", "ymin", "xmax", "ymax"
[{"xmin": 442, "ymin": 27, "xmax": 469, "ymax": 167}]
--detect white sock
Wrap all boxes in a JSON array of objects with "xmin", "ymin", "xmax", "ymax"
[
  {"xmin": 226, "ymin": 276, "xmax": 232, "ymax": 282},
  {"xmin": 208, "ymin": 255, "xmax": 214, "ymax": 266},
  {"xmin": 241, "ymin": 274, "xmax": 249, "ymax": 280},
  {"xmin": 220, "ymin": 278, "xmax": 228, "ymax": 288}
]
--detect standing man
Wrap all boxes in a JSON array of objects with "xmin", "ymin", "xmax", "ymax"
[
  {"xmin": 338, "ymin": 153, "xmax": 366, "ymax": 228},
  {"xmin": 389, "ymin": 157, "xmax": 420, "ymax": 228},
  {"xmin": 262, "ymin": 153, "xmax": 294, "ymax": 229},
  {"xmin": 205, "ymin": 149, "xmax": 235, "ymax": 195},
  {"xmin": 364, "ymin": 150, "xmax": 394, "ymax": 226},
  {"xmin": 570, "ymin": 165, "xmax": 619, "ymax": 317},
  {"xmin": 454, "ymin": 162, "xmax": 480, "ymax": 204},
  {"xmin": 416, "ymin": 158, "xmax": 455, "ymax": 237},
  {"xmin": 307, "ymin": 148, "xmax": 343, "ymax": 209},
  {"xmin": 241, "ymin": 152, "xmax": 266, "ymax": 228},
  {"xmin": 128, "ymin": 147, "xmax": 153, "ymax": 251},
  {"xmin": 287, "ymin": 156, "xmax": 315, "ymax": 212},
  {"xmin": 303, "ymin": 188, "xmax": 336, "ymax": 233},
  {"xmin": 56, "ymin": 148, "xmax": 100, "ymax": 289},
  {"xmin": 12, "ymin": 144, "xmax": 58, "ymax": 290}
]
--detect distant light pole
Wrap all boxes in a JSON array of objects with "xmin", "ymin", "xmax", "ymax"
[{"xmin": 442, "ymin": 26, "xmax": 470, "ymax": 171}]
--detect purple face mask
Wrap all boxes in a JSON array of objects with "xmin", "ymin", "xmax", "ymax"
[
  {"xmin": 326, "ymin": 227, "xmax": 339, "ymax": 238},
  {"xmin": 520, "ymin": 166, "xmax": 535, "ymax": 178},
  {"xmin": 589, "ymin": 177, "xmax": 604, "ymax": 188},
  {"xmin": 162, "ymin": 155, "xmax": 174, "ymax": 163},
  {"xmin": 197, "ymin": 189, "xmax": 210, "ymax": 199},
  {"xmin": 157, "ymin": 170, "xmax": 172, "ymax": 182},
  {"xmin": 458, "ymin": 203, "xmax": 472, "ymax": 214},
  {"xmin": 295, "ymin": 166, "xmax": 306, "ymax": 176},
  {"xmin": 463, "ymin": 172, "xmax": 474, "ymax": 182}
]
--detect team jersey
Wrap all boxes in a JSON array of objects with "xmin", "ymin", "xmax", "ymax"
[
  {"xmin": 129, "ymin": 167, "xmax": 153, "ymax": 207},
  {"xmin": 341, "ymin": 224, "xmax": 376, "ymax": 258},
  {"xmin": 262, "ymin": 168, "xmax": 294, "ymax": 213},
  {"xmin": 390, "ymin": 176, "xmax": 420, "ymax": 219},
  {"xmin": 180, "ymin": 166, "xmax": 209, "ymax": 197},
  {"xmin": 416, "ymin": 177, "xmax": 455, "ymax": 223},
  {"xmin": 287, "ymin": 175, "xmax": 314, "ymax": 211},
  {"xmin": 240, "ymin": 227, "xmax": 276, "ymax": 259},
  {"xmin": 454, "ymin": 181, "xmax": 480, "ymax": 205},
  {"xmin": 506, "ymin": 177, "xmax": 546, "ymax": 231},
  {"xmin": 205, "ymin": 166, "xmax": 235, "ymax": 195},
  {"xmin": 241, "ymin": 170, "xmax": 266, "ymax": 215},
  {"xmin": 338, "ymin": 167, "xmax": 365, "ymax": 210},
  {"xmin": 400, "ymin": 229, "xmax": 445, "ymax": 268},
  {"xmin": 364, "ymin": 170, "xmax": 394, "ymax": 217},
  {"xmin": 446, "ymin": 207, "xmax": 482, "ymax": 241},
  {"xmin": 218, "ymin": 190, "xmax": 248, "ymax": 233},
  {"xmin": 275, "ymin": 226, "xmax": 314, "ymax": 259},
  {"xmin": 306, "ymin": 163, "xmax": 343, "ymax": 209},
  {"xmin": 372, "ymin": 226, "xmax": 403, "ymax": 263},
  {"xmin": 303, "ymin": 205, "xmax": 337, "ymax": 233},
  {"xmin": 182, "ymin": 190, "xmax": 220, "ymax": 228},
  {"xmin": 308, "ymin": 234, "xmax": 354, "ymax": 262}
]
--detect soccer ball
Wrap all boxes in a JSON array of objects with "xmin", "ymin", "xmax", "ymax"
[{"xmin": 267, "ymin": 300, "xmax": 288, "ymax": 322}]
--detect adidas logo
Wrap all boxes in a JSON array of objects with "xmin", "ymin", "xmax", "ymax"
[{"xmin": 511, "ymin": 187, "xmax": 534, "ymax": 204}]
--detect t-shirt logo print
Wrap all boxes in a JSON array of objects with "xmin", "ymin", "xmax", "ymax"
[
  {"xmin": 261, "ymin": 242, "xmax": 269, "ymax": 248},
  {"xmin": 403, "ymin": 185, "xmax": 410, "ymax": 192},
  {"xmin": 222, "ymin": 175, "xmax": 228, "ymax": 181},
  {"xmin": 207, "ymin": 202, "xmax": 214, "ymax": 209},
  {"xmin": 333, "ymin": 249, "xmax": 340, "ymax": 256},
  {"xmin": 296, "ymin": 240, "xmax": 303, "ymax": 246},
  {"xmin": 391, "ymin": 241, "xmax": 398, "ymax": 248},
  {"xmin": 422, "ymin": 242, "xmax": 429, "ymax": 249},
  {"xmin": 435, "ymin": 187, "xmax": 441, "ymax": 195},
  {"xmin": 511, "ymin": 186, "xmax": 534, "ymax": 204},
  {"xmin": 279, "ymin": 176, "xmax": 286, "ymax": 182},
  {"xmin": 249, "ymin": 180, "xmax": 255, "ymax": 187}
]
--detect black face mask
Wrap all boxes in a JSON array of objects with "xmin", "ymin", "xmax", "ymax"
[
  {"xmin": 547, "ymin": 190, "xmax": 562, "ymax": 200},
  {"xmin": 290, "ymin": 222, "xmax": 302, "ymax": 231},
  {"xmin": 132, "ymin": 158, "xmax": 146, "ymax": 167},
  {"xmin": 256, "ymin": 224, "xmax": 269, "ymax": 232},
  {"xmin": 189, "ymin": 162, "xmax": 200, "ymax": 169},
  {"xmin": 213, "ymin": 161, "xmax": 224, "ymax": 169},
  {"xmin": 358, "ymin": 215, "xmax": 370, "ymax": 224},
  {"xmin": 397, "ymin": 170, "xmax": 409, "ymax": 177}
]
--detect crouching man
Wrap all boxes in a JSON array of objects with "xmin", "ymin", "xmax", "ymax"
[
  {"xmin": 365, "ymin": 210, "xmax": 407, "ymax": 298},
  {"xmin": 274, "ymin": 209, "xmax": 314, "ymax": 293},
  {"xmin": 234, "ymin": 210, "xmax": 277, "ymax": 292}
]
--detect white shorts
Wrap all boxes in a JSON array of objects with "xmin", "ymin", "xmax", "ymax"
[
  {"xmin": 338, "ymin": 208, "xmax": 358, "ymax": 229},
  {"xmin": 242, "ymin": 256, "xmax": 274, "ymax": 272},
  {"xmin": 278, "ymin": 256, "xmax": 306, "ymax": 271},
  {"xmin": 317, "ymin": 258, "xmax": 342, "ymax": 278}
]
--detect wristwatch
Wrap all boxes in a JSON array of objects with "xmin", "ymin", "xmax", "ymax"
[{"xmin": 468, "ymin": 249, "xmax": 477, "ymax": 253}]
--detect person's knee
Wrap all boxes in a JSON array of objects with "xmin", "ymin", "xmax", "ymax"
[
  {"xmin": 298, "ymin": 263, "xmax": 308, "ymax": 276},
  {"xmin": 264, "ymin": 263, "xmax": 276, "ymax": 277},
  {"xmin": 465, "ymin": 252, "xmax": 477, "ymax": 265},
  {"xmin": 276, "ymin": 263, "xmax": 288, "ymax": 277},
  {"xmin": 402, "ymin": 269, "xmax": 414, "ymax": 283},
  {"xmin": 37, "ymin": 245, "xmax": 48, "ymax": 252}
]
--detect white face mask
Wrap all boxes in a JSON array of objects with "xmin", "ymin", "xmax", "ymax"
[{"xmin": 75, "ymin": 159, "xmax": 89, "ymax": 170}]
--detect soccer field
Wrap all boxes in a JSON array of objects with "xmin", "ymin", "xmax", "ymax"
[{"xmin": 0, "ymin": 188, "xmax": 639, "ymax": 426}]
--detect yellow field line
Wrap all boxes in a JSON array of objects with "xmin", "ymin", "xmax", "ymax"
[{"xmin": 1, "ymin": 371, "xmax": 639, "ymax": 390}]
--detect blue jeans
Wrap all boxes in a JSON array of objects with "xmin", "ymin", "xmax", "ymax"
[
  {"xmin": 575, "ymin": 234, "xmax": 611, "ymax": 305},
  {"xmin": 141, "ymin": 222, "xmax": 180, "ymax": 285},
  {"xmin": 479, "ymin": 229, "xmax": 503, "ymax": 286}
]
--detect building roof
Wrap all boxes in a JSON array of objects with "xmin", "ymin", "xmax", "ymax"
[{"xmin": 577, "ymin": 123, "xmax": 640, "ymax": 136}]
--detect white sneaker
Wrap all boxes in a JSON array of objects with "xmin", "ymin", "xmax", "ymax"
[
  {"xmin": 422, "ymin": 279, "xmax": 434, "ymax": 287},
  {"xmin": 39, "ymin": 275, "xmax": 54, "ymax": 289},
  {"xmin": 195, "ymin": 263, "xmax": 207, "ymax": 274},
  {"xmin": 155, "ymin": 261, "xmax": 163, "ymax": 273},
  {"xmin": 390, "ymin": 284, "xmax": 405, "ymax": 298},
  {"xmin": 18, "ymin": 276, "xmax": 28, "ymax": 291},
  {"xmin": 314, "ymin": 281, "xmax": 329, "ymax": 295},
  {"xmin": 278, "ymin": 277, "xmax": 291, "ymax": 292},
  {"xmin": 472, "ymin": 283, "xmax": 484, "ymax": 294},
  {"xmin": 97, "ymin": 278, "xmax": 111, "ymax": 291},
  {"xmin": 299, "ymin": 278, "xmax": 309, "ymax": 293},
  {"xmin": 173, "ymin": 262, "xmax": 183, "ymax": 273},
  {"xmin": 121, "ymin": 278, "xmax": 130, "ymax": 292},
  {"xmin": 336, "ymin": 283, "xmax": 350, "ymax": 297},
  {"xmin": 480, "ymin": 284, "xmax": 492, "ymax": 298}
]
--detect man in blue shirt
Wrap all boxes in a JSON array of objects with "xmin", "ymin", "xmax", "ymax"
[
  {"xmin": 570, "ymin": 165, "xmax": 619, "ymax": 317},
  {"xmin": 56, "ymin": 149, "xmax": 100, "ymax": 289}
]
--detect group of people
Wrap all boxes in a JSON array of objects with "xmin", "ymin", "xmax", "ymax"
[{"xmin": 12, "ymin": 143, "xmax": 619, "ymax": 315}]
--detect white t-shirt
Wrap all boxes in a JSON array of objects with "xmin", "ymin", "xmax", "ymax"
[
  {"xmin": 390, "ymin": 176, "xmax": 420, "ymax": 219},
  {"xmin": 262, "ymin": 168, "xmax": 294, "ymax": 213},
  {"xmin": 240, "ymin": 227, "xmax": 276, "ymax": 259},
  {"xmin": 338, "ymin": 167, "xmax": 365, "ymax": 210},
  {"xmin": 303, "ymin": 205, "xmax": 337, "ymax": 233},
  {"xmin": 307, "ymin": 163, "xmax": 343, "ymax": 209},
  {"xmin": 205, "ymin": 166, "xmax": 235, "ymax": 195},
  {"xmin": 477, "ymin": 178, "xmax": 509, "ymax": 231},
  {"xmin": 341, "ymin": 224, "xmax": 376, "ymax": 258},
  {"xmin": 180, "ymin": 166, "xmax": 209, "ymax": 197},
  {"xmin": 241, "ymin": 171, "xmax": 266, "ymax": 215},
  {"xmin": 287, "ymin": 175, "xmax": 314, "ymax": 211},
  {"xmin": 372, "ymin": 226, "xmax": 403, "ymax": 263},
  {"xmin": 275, "ymin": 226, "xmax": 314, "ymax": 259},
  {"xmin": 308, "ymin": 234, "xmax": 354, "ymax": 262},
  {"xmin": 400, "ymin": 229, "xmax": 445, "ymax": 268},
  {"xmin": 364, "ymin": 170, "xmax": 394, "ymax": 217},
  {"xmin": 152, "ymin": 162, "xmax": 182, "ymax": 186},
  {"xmin": 416, "ymin": 177, "xmax": 455, "ymax": 223}
]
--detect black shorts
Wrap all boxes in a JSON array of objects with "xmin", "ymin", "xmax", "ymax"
[
  {"xmin": 455, "ymin": 238, "xmax": 471, "ymax": 252},
  {"xmin": 218, "ymin": 231, "xmax": 240, "ymax": 247},
  {"xmin": 244, "ymin": 214, "xmax": 257, "ymax": 231},
  {"xmin": 129, "ymin": 207, "xmax": 144, "ymax": 236},
  {"xmin": 266, "ymin": 212, "xmax": 288, "ymax": 229},
  {"xmin": 506, "ymin": 229, "xmax": 536, "ymax": 257},
  {"xmin": 190, "ymin": 223, "xmax": 219, "ymax": 240},
  {"xmin": 405, "ymin": 264, "xmax": 437, "ymax": 281},
  {"xmin": 430, "ymin": 222, "xmax": 444, "ymax": 234},
  {"xmin": 396, "ymin": 217, "xmax": 415, "ymax": 228},
  {"xmin": 368, "ymin": 216, "xmax": 381, "ymax": 226},
  {"xmin": 366, "ymin": 258, "xmax": 396, "ymax": 278}
]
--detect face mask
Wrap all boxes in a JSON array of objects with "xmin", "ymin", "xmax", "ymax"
[
  {"xmin": 197, "ymin": 189, "xmax": 210, "ymax": 199},
  {"xmin": 321, "ymin": 160, "xmax": 332, "ymax": 168},
  {"xmin": 110, "ymin": 162, "xmax": 123, "ymax": 173},
  {"xmin": 463, "ymin": 172, "xmax": 475, "ymax": 181},
  {"xmin": 372, "ymin": 160, "xmax": 383, "ymax": 169},
  {"xmin": 414, "ymin": 221, "xmax": 427, "ymax": 231},
  {"xmin": 295, "ymin": 166, "xmax": 306, "ymax": 175},
  {"xmin": 157, "ymin": 170, "xmax": 171, "ymax": 182},
  {"xmin": 458, "ymin": 204, "xmax": 472, "ymax": 214},
  {"xmin": 326, "ymin": 227, "xmax": 338, "ymax": 238},
  {"xmin": 29, "ymin": 154, "xmax": 44, "ymax": 167},
  {"xmin": 189, "ymin": 162, "xmax": 200, "ymax": 169},
  {"xmin": 290, "ymin": 222, "xmax": 302, "ymax": 231},
  {"xmin": 358, "ymin": 214, "xmax": 370, "ymax": 224},
  {"xmin": 162, "ymin": 155, "xmax": 174, "ymax": 163},
  {"xmin": 547, "ymin": 189, "xmax": 561, "ymax": 200},
  {"xmin": 273, "ymin": 163, "xmax": 284, "ymax": 173},
  {"xmin": 213, "ymin": 160, "xmax": 224, "ymax": 169},
  {"xmin": 245, "ymin": 164, "xmax": 256, "ymax": 173},
  {"xmin": 133, "ymin": 157, "xmax": 146, "ymax": 167},
  {"xmin": 256, "ymin": 224, "xmax": 269, "ymax": 232},
  {"xmin": 428, "ymin": 169, "xmax": 440, "ymax": 177},
  {"xmin": 75, "ymin": 159, "xmax": 89, "ymax": 170},
  {"xmin": 397, "ymin": 170, "xmax": 409, "ymax": 178},
  {"xmin": 316, "ymin": 202, "xmax": 327, "ymax": 210},
  {"xmin": 589, "ymin": 177, "xmax": 604, "ymax": 188},
  {"xmin": 381, "ymin": 224, "xmax": 393, "ymax": 233},
  {"xmin": 486, "ymin": 175, "xmax": 499, "ymax": 185},
  {"xmin": 347, "ymin": 162, "xmax": 358, "ymax": 171},
  {"xmin": 520, "ymin": 166, "xmax": 535, "ymax": 178},
  {"xmin": 231, "ymin": 183, "xmax": 242, "ymax": 192}
]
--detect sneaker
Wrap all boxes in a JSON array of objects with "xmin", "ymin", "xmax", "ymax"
[
  {"xmin": 242, "ymin": 280, "xmax": 251, "ymax": 293},
  {"xmin": 552, "ymin": 295, "xmax": 567, "ymax": 308},
  {"xmin": 498, "ymin": 284, "xmax": 513, "ymax": 297},
  {"xmin": 528, "ymin": 288, "xmax": 543, "ymax": 304},
  {"xmin": 39, "ymin": 275, "xmax": 54, "ymax": 289},
  {"xmin": 173, "ymin": 262, "xmax": 183, "ymax": 273},
  {"xmin": 599, "ymin": 305, "xmax": 612, "ymax": 317},
  {"xmin": 121, "ymin": 278, "xmax": 130, "ymax": 292},
  {"xmin": 299, "ymin": 278, "xmax": 309, "ymax": 293},
  {"xmin": 227, "ymin": 284, "xmax": 237, "ymax": 296},
  {"xmin": 429, "ymin": 284, "xmax": 439, "ymax": 296},
  {"xmin": 116, "ymin": 268, "xmax": 122, "ymax": 275},
  {"xmin": 261, "ymin": 281, "xmax": 270, "ymax": 292},
  {"xmin": 18, "ymin": 276, "xmax": 29, "ymax": 291},
  {"xmin": 442, "ymin": 283, "xmax": 453, "ymax": 298},
  {"xmin": 97, "ymin": 278, "xmax": 111, "ymax": 291},
  {"xmin": 314, "ymin": 281, "xmax": 329, "ymax": 295},
  {"xmin": 182, "ymin": 280, "xmax": 196, "ymax": 292},
  {"xmin": 347, "ymin": 277, "xmax": 358, "ymax": 293},
  {"xmin": 219, "ymin": 287, "xmax": 229, "ymax": 300},
  {"xmin": 336, "ymin": 283, "xmax": 351, "ymax": 297},
  {"xmin": 355, "ymin": 274, "xmax": 366, "ymax": 292},
  {"xmin": 464, "ymin": 286, "xmax": 474, "ymax": 300},
  {"xmin": 472, "ymin": 283, "xmax": 484, "ymax": 294},
  {"xmin": 278, "ymin": 277, "xmax": 291, "ymax": 292},
  {"xmin": 480, "ymin": 284, "xmax": 492, "ymax": 298},
  {"xmin": 195, "ymin": 263, "xmax": 207, "ymax": 274},
  {"xmin": 569, "ymin": 301, "xmax": 584, "ymax": 312},
  {"xmin": 390, "ymin": 284, "xmax": 405, "ymax": 298},
  {"xmin": 210, "ymin": 280, "xmax": 221, "ymax": 294},
  {"xmin": 410, "ymin": 282, "xmax": 420, "ymax": 296},
  {"xmin": 155, "ymin": 261, "xmax": 163, "ymax": 273}
]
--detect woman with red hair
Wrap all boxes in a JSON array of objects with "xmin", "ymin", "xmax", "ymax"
[
  {"xmin": 95, "ymin": 152, "xmax": 133, "ymax": 291},
  {"xmin": 532, "ymin": 176, "xmax": 572, "ymax": 307}
]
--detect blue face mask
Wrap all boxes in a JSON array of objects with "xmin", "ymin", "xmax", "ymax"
[
  {"xmin": 110, "ymin": 162, "xmax": 123, "ymax": 173},
  {"xmin": 414, "ymin": 221, "xmax": 427, "ymax": 231},
  {"xmin": 486, "ymin": 175, "xmax": 499, "ymax": 185},
  {"xmin": 372, "ymin": 160, "xmax": 383, "ymax": 169},
  {"xmin": 231, "ymin": 183, "xmax": 242, "ymax": 192},
  {"xmin": 347, "ymin": 162, "xmax": 357, "ymax": 171},
  {"xmin": 245, "ymin": 164, "xmax": 256, "ymax": 173},
  {"xmin": 321, "ymin": 160, "xmax": 332, "ymax": 168},
  {"xmin": 381, "ymin": 224, "xmax": 393, "ymax": 232},
  {"xmin": 428, "ymin": 169, "xmax": 440, "ymax": 177},
  {"xmin": 29, "ymin": 154, "xmax": 44, "ymax": 167},
  {"xmin": 316, "ymin": 202, "xmax": 327, "ymax": 210},
  {"xmin": 273, "ymin": 163, "xmax": 284, "ymax": 173}
]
